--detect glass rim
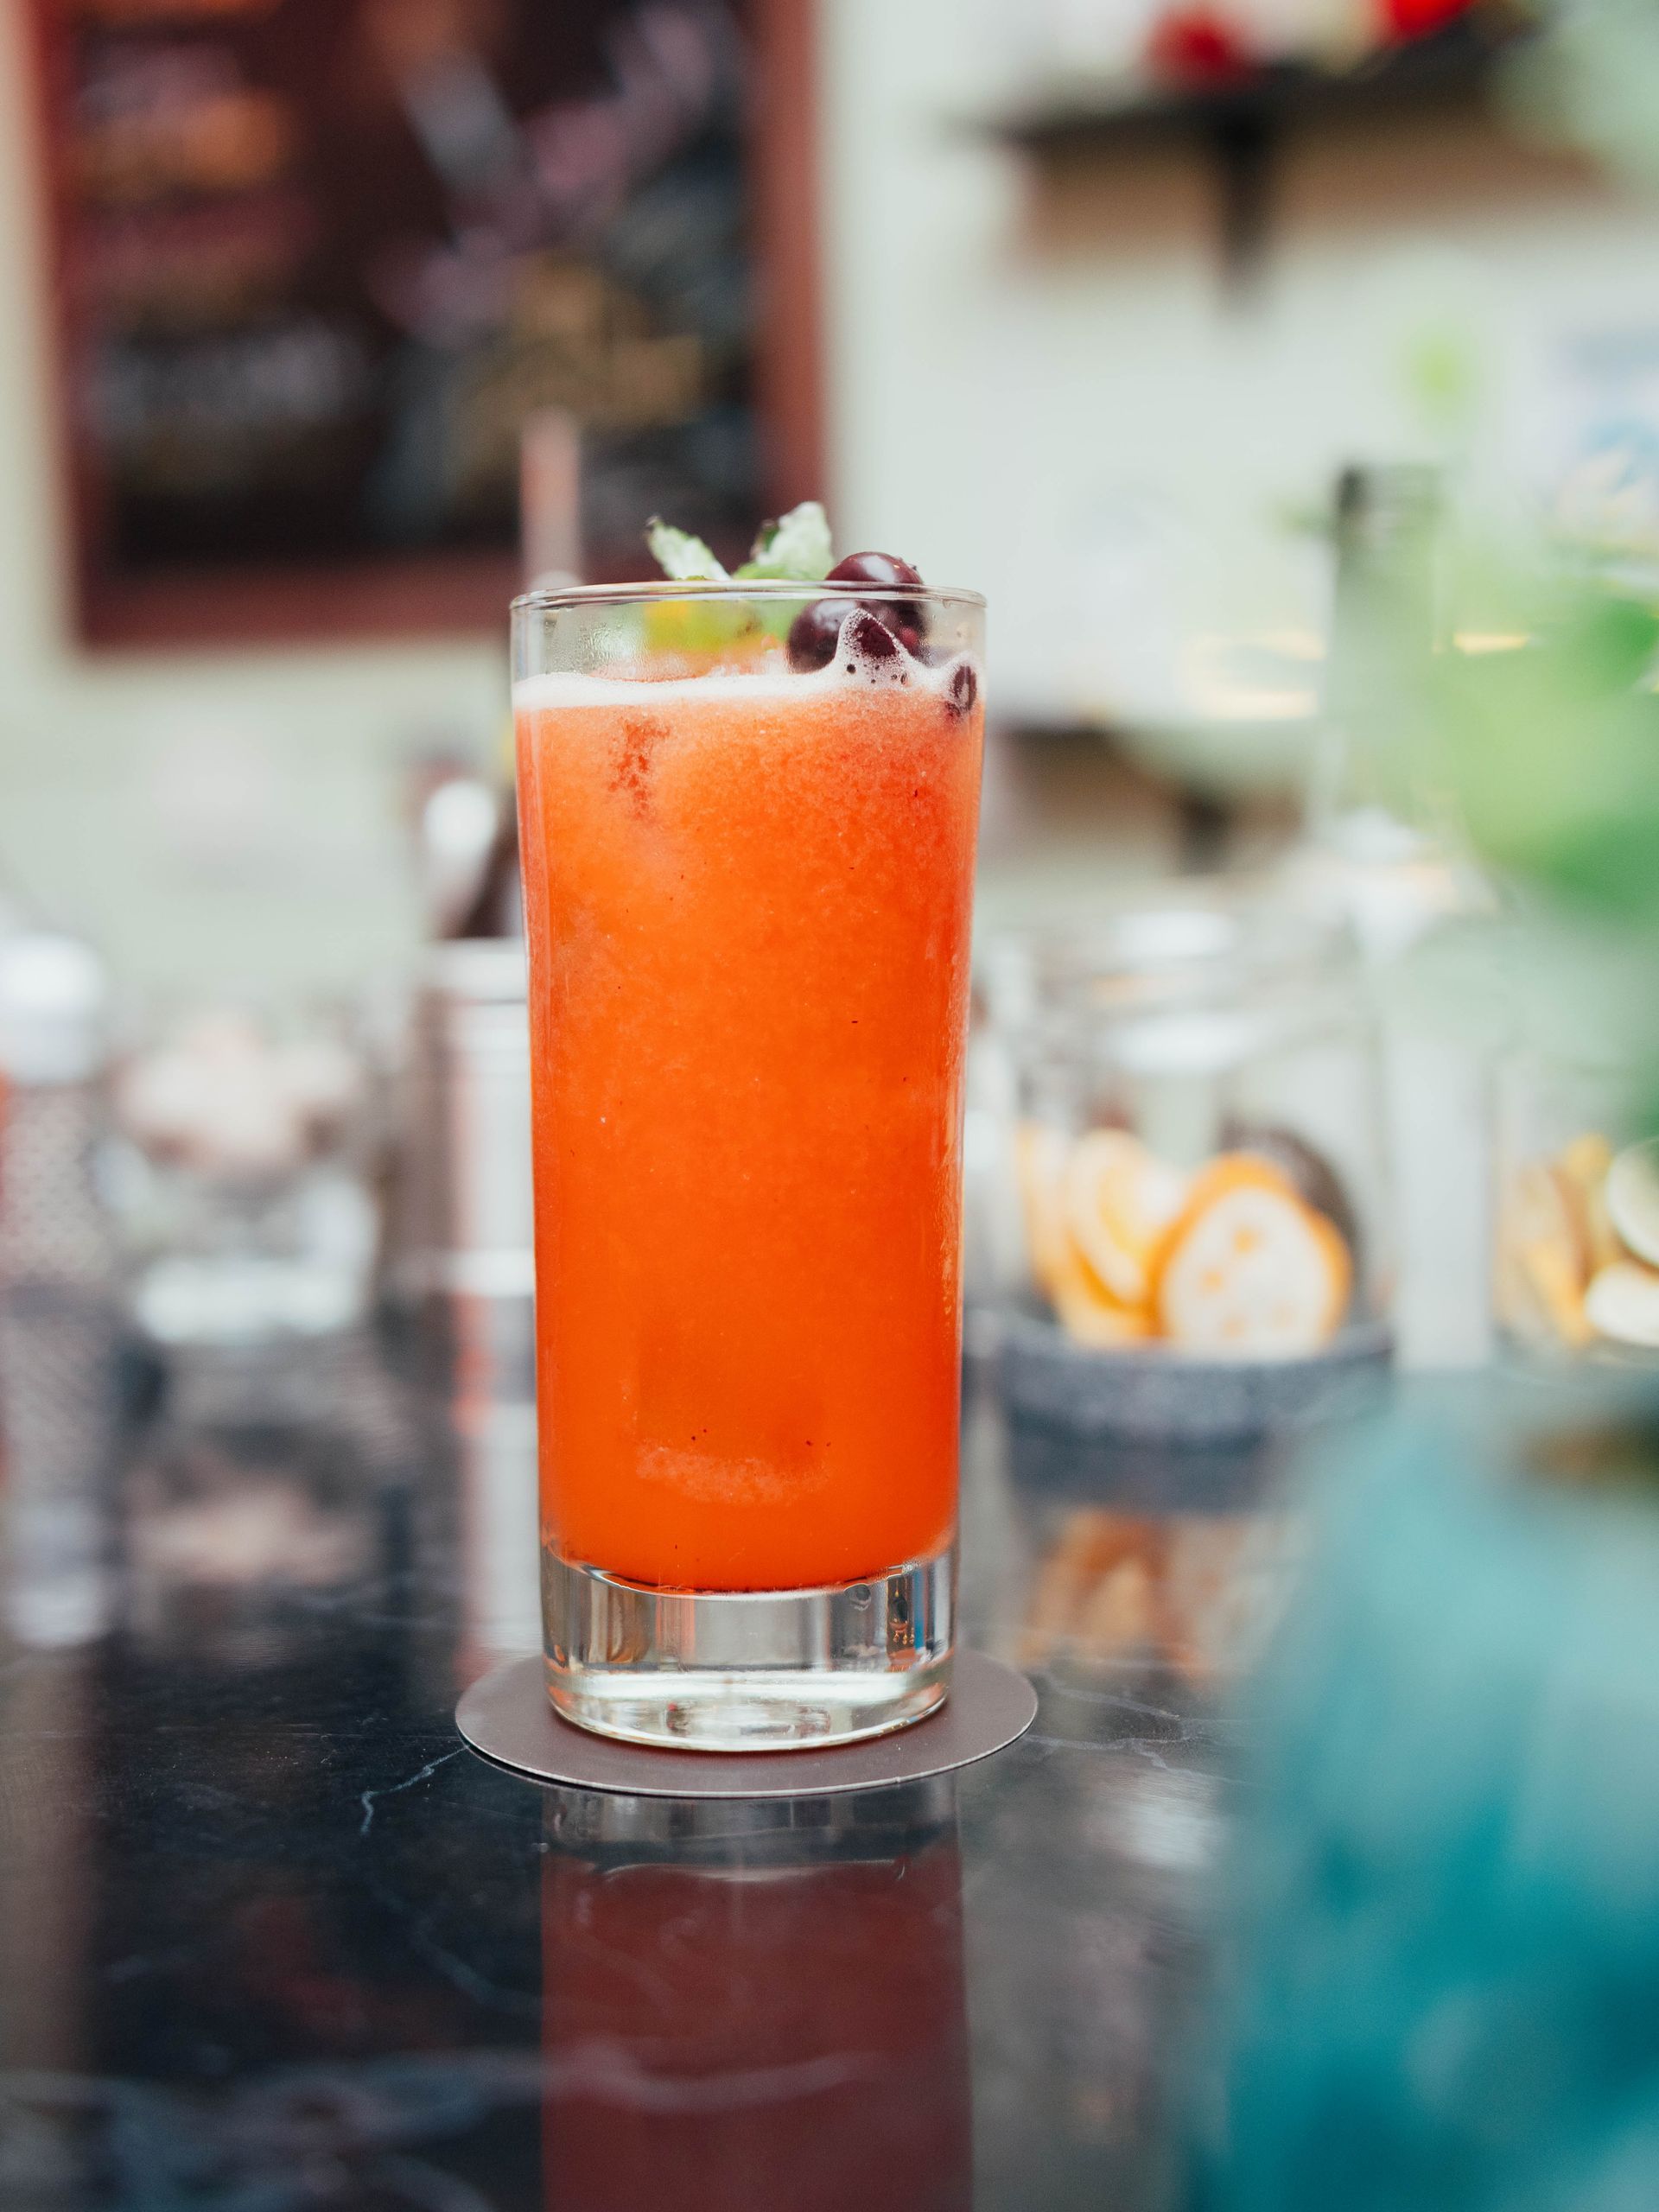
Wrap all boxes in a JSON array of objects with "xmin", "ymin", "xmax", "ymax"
[{"xmin": 512, "ymin": 577, "xmax": 986, "ymax": 616}]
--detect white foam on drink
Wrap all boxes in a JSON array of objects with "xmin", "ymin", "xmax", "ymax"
[
  {"xmin": 517, "ymin": 667, "xmax": 810, "ymax": 710},
  {"xmin": 513, "ymin": 658, "xmax": 978, "ymax": 712}
]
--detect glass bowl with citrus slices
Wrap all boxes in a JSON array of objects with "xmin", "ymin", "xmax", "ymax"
[
  {"xmin": 1494, "ymin": 1049, "xmax": 1659, "ymax": 1364},
  {"xmin": 989, "ymin": 899, "xmax": 1395, "ymax": 1443}
]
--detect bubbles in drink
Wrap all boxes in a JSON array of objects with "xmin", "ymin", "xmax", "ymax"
[{"xmin": 838, "ymin": 607, "xmax": 913, "ymax": 686}]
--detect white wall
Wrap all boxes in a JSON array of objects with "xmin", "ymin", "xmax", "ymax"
[{"xmin": 817, "ymin": 0, "xmax": 1659, "ymax": 745}]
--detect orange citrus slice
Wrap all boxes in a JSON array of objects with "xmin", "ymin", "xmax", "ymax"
[
  {"xmin": 1017, "ymin": 1122, "xmax": 1156, "ymax": 1347},
  {"xmin": 1062, "ymin": 1128, "xmax": 1188, "ymax": 1306},
  {"xmin": 1049, "ymin": 1252, "xmax": 1155, "ymax": 1348},
  {"xmin": 1153, "ymin": 1152, "xmax": 1351, "ymax": 1358},
  {"xmin": 1502, "ymin": 1159, "xmax": 1593, "ymax": 1350},
  {"xmin": 1557, "ymin": 1132, "xmax": 1620, "ymax": 1275}
]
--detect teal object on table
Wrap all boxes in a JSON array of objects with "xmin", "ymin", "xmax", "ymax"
[{"xmin": 1192, "ymin": 1388, "xmax": 1659, "ymax": 2212}]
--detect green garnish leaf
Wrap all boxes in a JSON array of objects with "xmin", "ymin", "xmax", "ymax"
[
  {"xmin": 645, "ymin": 518, "xmax": 728, "ymax": 582},
  {"xmin": 736, "ymin": 500, "xmax": 834, "ymax": 582}
]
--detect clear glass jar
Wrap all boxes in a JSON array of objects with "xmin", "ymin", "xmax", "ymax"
[
  {"xmin": 108, "ymin": 1004, "xmax": 381, "ymax": 1346},
  {"xmin": 990, "ymin": 895, "xmax": 1393, "ymax": 1442}
]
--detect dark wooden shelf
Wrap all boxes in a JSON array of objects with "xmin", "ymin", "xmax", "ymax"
[
  {"xmin": 974, "ymin": 17, "xmax": 1516, "ymax": 157},
  {"xmin": 965, "ymin": 17, "xmax": 1527, "ymax": 284}
]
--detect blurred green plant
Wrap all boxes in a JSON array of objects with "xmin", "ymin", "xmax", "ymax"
[
  {"xmin": 1403, "ymin": 318, "xmax": 1484, "ymax": 443},
  {"xmin": 1433, "ymin": 574, "xmax": 1659, "ymax": 922},
  {"xmin": 1474, "ymin": 0, "xmax": 1659, "ymax": 922}
]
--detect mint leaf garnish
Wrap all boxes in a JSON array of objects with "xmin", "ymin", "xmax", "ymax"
[
  {"xmin": 645, "ymin": 518, "xmax": 728, "ymax": 582},
  {"xmin": 735, "ymin": 500, "xmax": 833, "ymax": 582}
]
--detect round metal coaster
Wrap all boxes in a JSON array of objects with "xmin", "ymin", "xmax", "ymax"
[{"xmin": 455, "ymin": 1647, "xmax": 1037, "ymax": 1799}]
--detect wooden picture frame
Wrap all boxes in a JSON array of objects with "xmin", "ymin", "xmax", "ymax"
[{"xmin": 25, "ymin": 0, "xmax": 822, "ymax": 650}]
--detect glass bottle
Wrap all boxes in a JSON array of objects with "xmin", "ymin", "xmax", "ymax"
[
  {"xmin": 1288, "ymin": 463, "xmax": 1496, "ymax": 1370},
  {"xmin": 1301, "ymin": 464, "xmax": 1486, "ymax": 958},
  {"xmin": 0, "ymin": 931, "xmax": 118, "ymax": 1648}
]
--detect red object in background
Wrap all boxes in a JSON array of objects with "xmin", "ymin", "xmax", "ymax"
[
  {"xmin": 1145, "ymin": 0, "xmax": 1478, "ymax": 86},
  {"xmin": 1147, "ymin": 6, "xmax": 1255, "ymax": 86},
  {"xmin": 1378, "ymin": 0, "xmax": 1476, "ymax": 40}
]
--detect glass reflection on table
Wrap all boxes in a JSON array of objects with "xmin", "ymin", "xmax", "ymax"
[{"xmin": 539, "ymin": 1779, "xmax": 971, "ymax": 2212}]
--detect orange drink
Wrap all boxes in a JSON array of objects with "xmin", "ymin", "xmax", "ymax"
[{"xmin": 512, "ymin": 580, "xmax": 985, "ymax": 1748}]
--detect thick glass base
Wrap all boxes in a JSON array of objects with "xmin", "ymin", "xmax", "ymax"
[{"xmin": 542, "ymin": 1547, "xmax": 955, "ymax": 1751}]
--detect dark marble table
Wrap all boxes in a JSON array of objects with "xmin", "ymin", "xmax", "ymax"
[{"xmin": 0, "ymin": 1294, "xmax": 1287, "ymax": 2212}]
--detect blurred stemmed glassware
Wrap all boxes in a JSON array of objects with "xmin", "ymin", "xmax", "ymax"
[{"xmin": 110, "ymin": 1003, "xmax": 380, "ymax": 1346}]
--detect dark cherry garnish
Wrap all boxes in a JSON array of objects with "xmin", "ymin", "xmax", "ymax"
[
  {"xmin": 842, "ymin": 607, "xmax": 902, "ymax": 664},
  {"xmin": 827, "ymin": 550, "xmax": 925, "ymax": 632},
  {"xmin": 786, "ymin": 599, "xmax": 843, "ymax": 672},
  {"xmin": 827, "ymin": 550, "xmax": 924, "ymax": 593},
  {"xmin": 944, "ymin": 658, "xmax": 978, "ymax": 716},
  {"xmin": 791, "ymin": 601, "xmax": 912, "ymax": 675},
  {"xmin": 787, "ymin": 556, "xmax": 928, "ymax": 676}
]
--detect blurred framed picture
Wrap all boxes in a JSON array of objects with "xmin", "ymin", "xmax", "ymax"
[{"xmin": 27, "ymin": 0, "xmax": 820, "ymax": 645}]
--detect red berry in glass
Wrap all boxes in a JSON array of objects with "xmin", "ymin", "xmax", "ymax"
[
  {"xmin": 786, "ymin": 599, "xmax": 844, "ymax": 672},
  {"xmin": 828, "ymin": 550, "xmax": 926, "ymax": 632}
]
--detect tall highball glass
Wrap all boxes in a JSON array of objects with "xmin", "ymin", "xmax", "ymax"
[{"xmin": 512, "ymin": 580, "xmax": 986, "ymax": 1748}]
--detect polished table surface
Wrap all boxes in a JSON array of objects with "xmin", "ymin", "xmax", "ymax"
[{"xmin": 0, "ymin": 1294, "xmax": 1289, "ymax": 2212}]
